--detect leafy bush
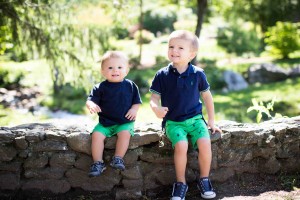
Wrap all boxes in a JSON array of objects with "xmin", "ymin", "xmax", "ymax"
[
  {"xmin": 143, "ymin": 7, "xmax": 177, "ymax": 36},
  {"xmin": 155, "ymin": 55, "xmax": 169, "ymax": 67},
  {"xmin": 43, "ymin": 83, "xmax": 87, "ymax": 113},
  {"xmin": 0, "ymin": 67, "xmax": 25, "ymax": 89},
  {"xmin": 134, "ymin": 29, "xmax": 155, "ymax": 44},
  {"xmin": 127, "ymin": 73, "xmax": 149, "ymax": 95},
  {"xmin": 247, "ymin": 98, "xmax": 282, "ymax": 123},
  {"xmin": 264, "ymin": 22, "xmax": 300, "ymax": 59},
  {"xmin": 217, "ymin": 23, "xmax": 263, "ymax": 56},
  {"xmin": 128, "ymin": 54, "xmax": 141, "ymax": 69},
  {"xmin": 55, "ymin": 83, "xmax": 86, "ymax": 100},
  {"xmin": 199, "ymin": 59, "xmax": 226, "ymax": 90},
  {"xmin": 112, "ymin": 24, "xmax": 129, "ymax": 39}
]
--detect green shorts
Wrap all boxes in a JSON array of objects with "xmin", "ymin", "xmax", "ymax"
[
  {"xmin": 91, "ymin": 122, "xmax": 135, "ymax": 137},
  {"xmin": 165, "ymin": 115, "xmax": 210, "ymax": 149}
]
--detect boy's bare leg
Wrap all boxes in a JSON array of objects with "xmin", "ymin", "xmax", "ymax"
[
  {"xmin": 197, "ymin": 138, "xmax": 212, "ymax": 177},
  {"xmin": 115, "ymin": 131, "xmax": 131, "ymax": 158},
  {"xmin": 174, "ymin": 141, "xmax": 189, "ymax": 183},
  {"xmin": 91, "ymin": 132, "xmax": 106, "ymax": 162}
]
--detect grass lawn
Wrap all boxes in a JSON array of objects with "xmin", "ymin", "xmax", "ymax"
[{"xmin": 213, "ymin": 77, "xmax": 300, "ymax": 122}]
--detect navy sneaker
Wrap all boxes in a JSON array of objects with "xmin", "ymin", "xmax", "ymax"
[
  {"xmin": 88, "ymin": 161, "xmax": 106, "ymax": 177},
  {"xmin": 171, "ymin": 182, "xmax": 188, "ymax": 200},
  {"xmin": 197, "ymin": 177, "xmax": 216, "ymax": 199},
  {"xmin": 110, "ymin": 156, "xmax": 125, "ymax": 171}
]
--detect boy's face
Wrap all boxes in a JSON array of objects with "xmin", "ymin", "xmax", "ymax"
[
  {"xmin": 168, "ymin": 38, "xmax": 196, "ymax": 67},
  {"xmin": 101, "ymin": 57, "xmax": 129, "ymax": 82}
]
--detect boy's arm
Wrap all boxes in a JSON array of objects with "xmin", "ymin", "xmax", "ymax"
[
  {"xmin": 150, "ymin": 93, "xmax": 169, "ymax": 118},
  {"xmin": 86, "ymin": 100, "xmax": 101, "ymax": 114},
  {"xmin": 201, "ymin": 90, "xmax": 222, "ymax": 134},
  {"xmin": 125, "ymin": 104, "xmax": 140, "ymax": 121}
]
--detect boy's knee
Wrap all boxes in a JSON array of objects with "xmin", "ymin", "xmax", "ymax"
[
  {"xmin": 92, "ymin": 131, "xmax": 106, "ymax": 139},
  {"xmin": 117, "ymin": 130, "xmax": 131, "ymax": 138},
  {"xmin": 174, "ymin": 141, "xmax": 188, "ymax": 151}
]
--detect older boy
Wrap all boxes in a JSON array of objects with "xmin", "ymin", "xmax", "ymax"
[{"xmin": 150, "ymin": 30, "xmax": 222, "ymax": 199}]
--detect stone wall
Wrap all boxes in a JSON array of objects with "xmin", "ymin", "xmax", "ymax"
[{"xmin": 0, "ymin": 117, "xmax": 299, "ymax": 199}]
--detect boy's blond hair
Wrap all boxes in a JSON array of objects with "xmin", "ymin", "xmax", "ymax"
[
  {"xmin": 168, "ymin": 30, "xmax": 199, "ymax": 52},
  {"xmin": 100, "ymin": 51, "xmax": 129, "ymax": 69}
]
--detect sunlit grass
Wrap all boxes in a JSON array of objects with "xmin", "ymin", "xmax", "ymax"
[
  {"xmin": 213, "ymin": 77, "xmax": 300, "ymax": 122},
  {"xmin": 136, "ymin": 102, "xmax": 161, "ymax": 125},
  {"xmin": 0, "ymin": 105, "xmax": 48, "ymax": 127},
  {"xmin": 135, "ymin": 92, "xmax": 161, "ymax": 124}
]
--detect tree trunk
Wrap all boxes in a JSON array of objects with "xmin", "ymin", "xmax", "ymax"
[
  {"xmin": 138, "ymin": 0, "xmax": 143, "ymax": 66},
  {"xmin": 192, "ymin": 0, "xmax": 207, "ymax": 65}
]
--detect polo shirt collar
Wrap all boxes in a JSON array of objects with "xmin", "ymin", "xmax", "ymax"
[{"xmin": 168, "ymin": 62, "xmax": 196, "ymax": 77}]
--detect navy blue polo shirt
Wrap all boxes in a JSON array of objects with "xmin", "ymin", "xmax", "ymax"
[
  {"xmin": 87, "ymin": 79, "xmax": 142, "ymax": 127},
  {"xmin": 150, "ymin": 63, "xmax": 210, "ymax": 127}
]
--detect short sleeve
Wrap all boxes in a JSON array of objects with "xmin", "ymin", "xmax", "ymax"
[
  {"xmin": 198, "ymin": 71, "xmax": 210, "ymax": 93},
  {"xmin": 149, "ymin": 73, "xmax": 162, "ymax": 95},
  {"xmin": 87, "ymin": 83, "xmax": 101, "ymax": 104},
  {"xmin": 132, "ymin": 82, "xmax": 142, "ymax": 104}
]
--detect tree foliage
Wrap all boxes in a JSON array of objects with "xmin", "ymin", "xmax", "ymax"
[
  {"xmin": 217, "ymin": 22, "xmax": 263, "ymax": 56},
  {"xmin": 221, "ymin": 0, "xmax": 300, "ymax": 32},
  {"xmin": 0, "ymin": 0, "xmax": 112, "ymax": 93},
  {"xmin": 264, "ymin": 22, "xmax": 300, "ymax": 59}
]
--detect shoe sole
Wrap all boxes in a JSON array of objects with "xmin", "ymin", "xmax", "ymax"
[
  {"xmin": 110, "ymin": 165, "xmax": 125, "ymax": 171},
  {"xmin": 201, "ymin": 193, "xmax": 216, "ymax": 199},
  {"xmin": 88, "ymin": 167, "xmax": 107, "ymax": 177},
  {"xmin": 110, "ymin": 163, "xmax": 125, "ymax": 171},
  {"xmin": 197, "ymin": 184, "xmax": 216, "ymax": 199}
]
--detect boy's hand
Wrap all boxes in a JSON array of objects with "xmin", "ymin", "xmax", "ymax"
[
  {"xmin": 125, "ymin": 107, "xmax": 138, "ymax": 121},
  {"xmin": 208, "ymin": 120, "xmax": 222, "ymax": 134},
  {"xmin": 153, "ymin": 107, "xmax": 169, "ymax": 118},
  {"xmin": 86, "ymin": 100, "xmax": 101, "ymax": 114}
]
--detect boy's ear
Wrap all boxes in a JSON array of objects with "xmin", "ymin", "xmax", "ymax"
[{"xmin": 190, "ymin": 51, "xmax": 197, "ymax": 60}]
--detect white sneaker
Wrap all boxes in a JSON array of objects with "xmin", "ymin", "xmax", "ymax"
[
  {"xmin": 171, "ymin": 182, "xmax": 188, "ymax": 200},
  {"xmin": 197, "ymin": 177, "xmax": 216, "ymax": 199}
]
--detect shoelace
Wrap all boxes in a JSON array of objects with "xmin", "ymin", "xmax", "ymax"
[
  {"xmin": 200, "ymin": 178, "xmax": 213, "ymax": 192},
  {"xmin": 91, "ymin": 162, "xmax": 103, "ymax": 171},
  {"xmin": 173, "ymin": 183, "xmax": 187, "ymax": 198},
  {"xmin": 113, "ymin": 157, "xmax": 124, "ymax": 164}
]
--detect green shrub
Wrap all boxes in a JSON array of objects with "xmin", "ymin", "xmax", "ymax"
[
  {"xmin": 128, "ymin": 55, "xmax": 141, "ymax": 69},
  {"xmin": 133, "ymin": 30, "xmax": 155, "ymax": 44},
  {"xmin": 0, "ymin": 67, "xmax": 25, "ymax": 89},
  {"xmin": 265, "ymin": 22, "xmax": 300, "ymax": 59},
  {"xmin": 55, "ymin": 83, "xmax": 86, "ymax": 100},
  {"xmin": 200, "ymin": 59, "xmax": 226, "ymax": 90},
  {"xmin": 247, "ymin": 98, "xmax": 282, "ymax": 123},
  {"xmin": 143, "ymin": 7, "xmax": 177, "ymax": 36},
  {"xmin": 112, "ymin": 24, "xmax": 129, "ymax": 39},
  {"xmin": 127, "ymin": 73, "xmax": 149, "ymax": 95},
  {"xmin": 217, "ymin": 23, "xmax": 263, "ymax": 56},
  {"xmin": 44, "ymin": 83, "xmax": 87, "ymax": 113},
  {"xmin": 155, "ymin": 55, "xmax": 169, "ymax": 67}
]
